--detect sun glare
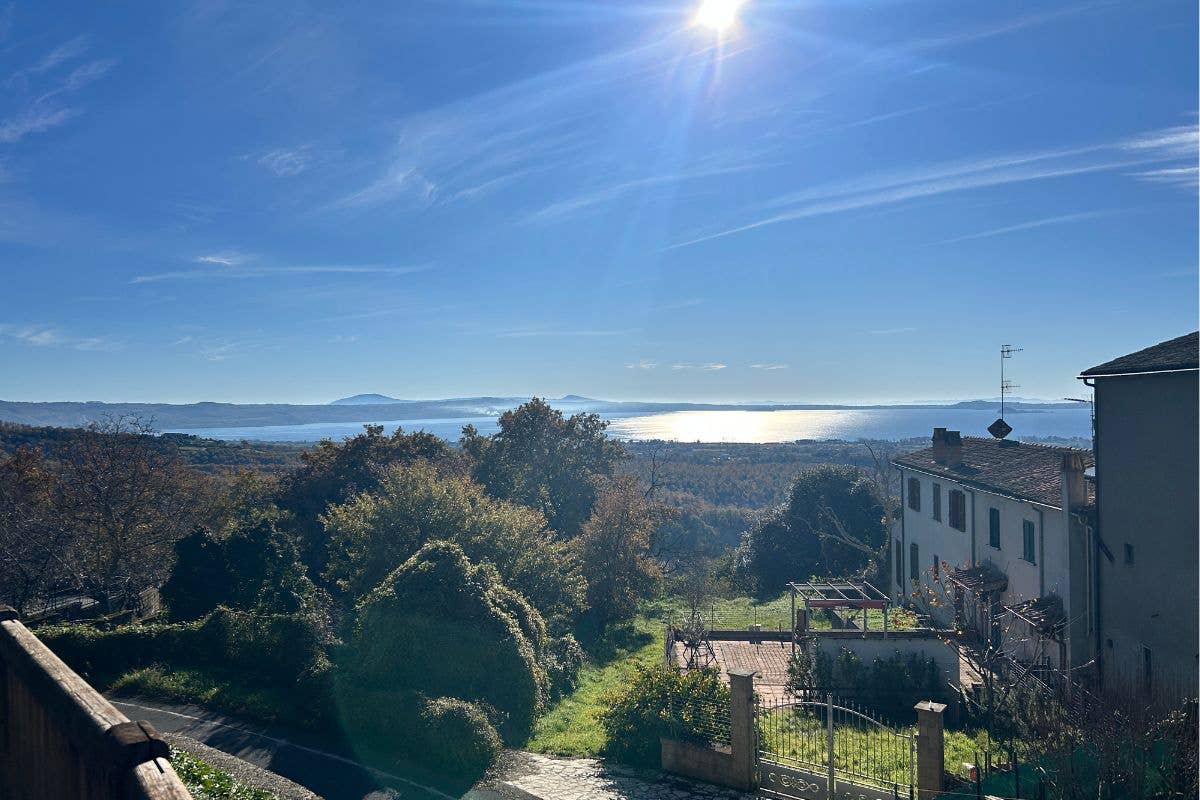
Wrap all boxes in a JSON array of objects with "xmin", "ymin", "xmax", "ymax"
[{"xmin": 694, "ymin": 0, "xmax": 743, "ymax": 33}]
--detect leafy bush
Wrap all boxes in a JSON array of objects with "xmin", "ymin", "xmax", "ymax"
[
  {"xmin": 349, "ymin": 541, "xmax": 547, "ymax": 741},
  {"xmin": 599, "ymin": 666, "xmax": 731, "ymax": 766},
  {"xmin": 162, "ymin": 522, "xmax": 325, "ymax": 621},
  {"xmin": 322, "ymin": 461, "xmax": 586, "ymax": 625},
  {"xmin": 38, "ymin": 608, "xmax": 332, "ymax": 717},
  {"xmin": 543, "ymin": 634, "xmax": 587, "ymax": 700},
  {"xmin": 334, "ymin": 686, "xmax": 501, "ymax": 778}
]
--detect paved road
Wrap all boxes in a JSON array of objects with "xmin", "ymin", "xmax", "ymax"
[{"xmin": 110, "ymin": 697, "xmax": 465, "ymax": 800}]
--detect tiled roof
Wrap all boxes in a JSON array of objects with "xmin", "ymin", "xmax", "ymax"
[
  {"xmin": 893, "ymin": 436, "xmax": 1093, "ymax": 508},
  {"xmin": 1079, "ymin": 331, "xmax": 1199, "ymax": 377}
]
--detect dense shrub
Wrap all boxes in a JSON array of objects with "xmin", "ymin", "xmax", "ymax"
[
  {"xmin": 350, "ymin": 541, "xmax": 547, "ymax": 741},
  {"xmin": 599, "ymin": 666, "xmax": 731, "ymax": 766},
  {"xmin": 162, "ymin": 522, "xmax": 324, "ymax": 621},
  {"xmin": 322, "ymin": 461, "xmax": 586, "ymax": 626},
  {"xmin": 335, "ymin": 686, "xmax": 501, "ymax": 778},
  {"xmin": 38, "ymin": 608, "xmax": 331, "ymax": 701},
  {"xmin": 543, "ymin": 634, "xmax": 587, "ymax": 700}
]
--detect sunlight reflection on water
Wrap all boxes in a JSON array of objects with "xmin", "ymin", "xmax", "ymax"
[{"xmin": 605, "ymin": 408, "xmax": 1091, "ymax": 443}]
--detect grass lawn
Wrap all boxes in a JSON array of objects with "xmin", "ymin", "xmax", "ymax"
[
  {"xmin": 645, "ymin": 592, "xmax": 918, "ymax": 632},
  {"xmin": 524, "ymin": 615, "xmax": 665, "ymax": 756}
]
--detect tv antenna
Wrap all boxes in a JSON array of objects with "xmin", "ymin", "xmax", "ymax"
[{"xmin": 989, "ymin": 344, "xmax": 1023, "ymax": 440}]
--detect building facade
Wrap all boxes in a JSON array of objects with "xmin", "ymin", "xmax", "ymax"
[
  {"xmin": 1080, "ymin": 331, "xmax": 1199, "ymax": 700},
  {"xmin": 892, "ymin": 429, "xmax": 1095, "ymax": 676}
]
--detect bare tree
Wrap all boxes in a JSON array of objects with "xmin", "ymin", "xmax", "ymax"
[
  {"xmin": 0, "ymin": 448, "xmax": 78, "ymax": 614},
  {"xmin": 57, "ymin": 416, "xmax": 206, "ymax": 611}
]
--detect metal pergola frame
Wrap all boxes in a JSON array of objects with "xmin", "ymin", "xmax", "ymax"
[{"xmin": 787, "ymin": 580, "xmax": 893, "ymax": 656}]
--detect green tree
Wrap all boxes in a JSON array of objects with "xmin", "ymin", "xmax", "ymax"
[
  {"xmin": 736, "ymin": 465, "xmax": 886, "ymax": 594},
  {"xmin": 161, "ymin": 521, "xmax": 323, "ymax": 620},
  {"xmin": 461, "ymin": 398, "xmax": 627, "ymax": 538},
  {"xmin": 275, "ymin": 425, "xmax": 454, "ymax": 581},
  {"xmin": 321, "ymin": 461, "xmax": 585, "ymax": 624},
  {"xmin": 577, "ymin": 475, "xmax": 662, "ymax": 627}
]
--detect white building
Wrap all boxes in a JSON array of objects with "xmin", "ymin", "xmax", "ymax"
[{"xmin": 891, "ymin": 428, "xmax": 1095, "ymax": 676}]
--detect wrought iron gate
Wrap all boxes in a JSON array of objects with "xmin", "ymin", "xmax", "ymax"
[{"xmin": 757, "ymin": 694, "xmax": 914, "ymax": 800}]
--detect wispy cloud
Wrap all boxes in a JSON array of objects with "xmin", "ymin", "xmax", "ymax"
[
  {"xmin": 6, "ymin": 36, "xmax": 90, "ymax": 87},
  {"xmin": 0, "ymin": 106, "xmax": 80, "ymax": 144},
  {"xmin": 0, "ymin": 34, "xmax": 115, "ymax": 146},
  {"xmin": 0, "ymin": 4, "xmax": 14, "ymax": 42},
  {"xmin": 933, "ymin": 210, "xmax": 1115, "ymax": 245},
  {"xmin": 131, "ymin": 257, "xmax": 430, "ymax": 284},
  {"xmin": 669, "ymin": 125, "xmax": 1190, "ymax": 249},
  {"xmin": 521, "ymin": 159, "xmax": 768, "ymax": 225},
  {"xmin": 671, "ymin": 362, "xmax": 727, "ymax": 371},
  {"xmin": 625, "ymin": 359, "xmax": 657, "ymax": 370},
  {"xmin": 195, "ymin": 251, "xmax": 252, "ymax": 266},
  {"xmin": 0, "ymin": 323, "xmax": 122, "ymax": 351},
  {"xmin": 328, "ymin": 33, "xmax": 762, "ymax": 215},
  {"xmin": 749, "ymin": 363, "xmax": 788, "ymax": 370},
  {"xmin": 1130, "ymin": 166, "xmax": 1198, "ymax": 190},
  {"xmin": 257, "ymin": 147, "xmax": 314, "ymax": 177},
  {"xmin": 494, "ymin": 326, "xmax": 635, "ymax": 339}
]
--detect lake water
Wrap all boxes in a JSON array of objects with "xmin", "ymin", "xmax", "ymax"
[{"xmin": 169, "ymin": 406, "xmax": 1092, "ymax": 444}]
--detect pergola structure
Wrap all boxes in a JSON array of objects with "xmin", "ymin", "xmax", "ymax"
[{"xmin": 787, "ymin": 580, "xmax": 892, "ymax": 655}]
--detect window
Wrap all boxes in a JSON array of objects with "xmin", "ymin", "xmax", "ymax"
[
  {"xmin": 1124, "ymin": 543, "xmax": 1134, "ymax": 565},
  {"xmin": 932, "ymin": 483, "xmax": 942, "ymax": 522},
  {"xmin": 1022, "ymin": 520, "xmax": 1036, "ymax": 563},
  {"xmin": 907, "ymin": 478, "xmax": 921, "ymax": 511},
  {"xmin": 895, "ymin": 541, "xmax": 903, "ymax": 586},
  {"xmin": 949, "ymin": 489, "xmax": 966, "ymax": 531},
  {"xmin": 932, "ymin": 555, "xmax": 940, "ymax": 581},
  {"xmin": 910, "ymin": 543, "xmax": 919, "ymax": 581},
  {"xmin": 989, "ymin": 508, "xmax": 1001, "ymax": 549}
]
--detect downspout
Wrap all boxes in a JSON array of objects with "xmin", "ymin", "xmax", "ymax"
[
  {"xmin": 1037, "ymin": 507, "xmax": 1046, "ymax": 597},
  {"xmin": 1083, "ymin": 375, "xmax": 1103, "ymax": 683},
  {"xmin": 898, "ymin": 467, "xmax": 907, "ymax": 604}
]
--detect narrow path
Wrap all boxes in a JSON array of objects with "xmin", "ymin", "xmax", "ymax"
[{"xmin": 110, "ymin": 697, "xmax": 459, "ymax": 800}]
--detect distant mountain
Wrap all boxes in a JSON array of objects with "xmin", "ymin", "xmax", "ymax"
[
  {"xmin": 0, "ymin": 396, "xmax": 1085, "ymax": 431},
  {"xmin": 330, "ymin": 393, "xmax": 406, "ymax": 405}
]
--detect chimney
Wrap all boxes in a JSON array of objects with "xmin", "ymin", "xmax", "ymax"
[
  {"xmin": 932, "ymin": 428, "xmax": 963, "ymax": 466},
  {"xmin": 1061, "ymin": 452, "xmax": 1087, "ymax": 509}
]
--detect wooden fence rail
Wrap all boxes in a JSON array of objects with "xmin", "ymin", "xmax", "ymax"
[{"xmin": 0, "ymin": 606, "xmax": 194, "ymax": 800}]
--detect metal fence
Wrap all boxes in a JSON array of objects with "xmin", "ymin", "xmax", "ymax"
[
  {"xmin": 757, "ymin": 693, "xmax": 915, "ymax": 794},
  {"xmin": 668, "ymin": 692, "xmax": 731, "ymax": 747}
]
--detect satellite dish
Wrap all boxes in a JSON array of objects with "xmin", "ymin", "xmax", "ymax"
[{"xmin": 988, "ymin": 418, "xmax": 1013, "ymax": 440}]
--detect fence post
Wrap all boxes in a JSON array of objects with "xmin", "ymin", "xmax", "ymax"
[
  {"xmin": 826, "ymin": 693, "xmax": 836, "ymax": 795},
  {"xmin": 913, "ymin": 701, "xmax": 946, "ymax": 800},
  {"xmin": 728, "ymin": 669, "xmax": 758, "ymax": 792}
]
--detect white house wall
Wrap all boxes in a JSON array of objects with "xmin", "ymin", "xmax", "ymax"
[{"xmin": 895, "ymin": 470, "xmax": 1071, "ymax": 632}]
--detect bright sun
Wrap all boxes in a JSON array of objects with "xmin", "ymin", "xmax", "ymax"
[{"xmin": 694, "ymin": 0, "xmax": 743, "ymax": 32}]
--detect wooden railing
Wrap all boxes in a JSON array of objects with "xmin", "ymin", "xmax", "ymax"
[{"xmin": 0, "ymin": 606, "xmax": 193, "ymax": 799}]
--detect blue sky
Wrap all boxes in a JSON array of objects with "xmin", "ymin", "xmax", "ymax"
[{"xmin": 0, "ymin": 0, "xmax": 1195, "ymax": 404}]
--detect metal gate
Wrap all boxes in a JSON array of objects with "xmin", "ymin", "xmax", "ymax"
[{"xmin": 757, "ymin": 694, "xmax": 914, "ymax": 800}]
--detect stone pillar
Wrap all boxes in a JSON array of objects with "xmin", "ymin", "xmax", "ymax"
[
  {"xmin": 914, "ymin": 701, "xmax": 946, "ymax": 800},
  {"xmin": 728, "ymin": 669, "xmax": 758, "ymax": 792}
]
